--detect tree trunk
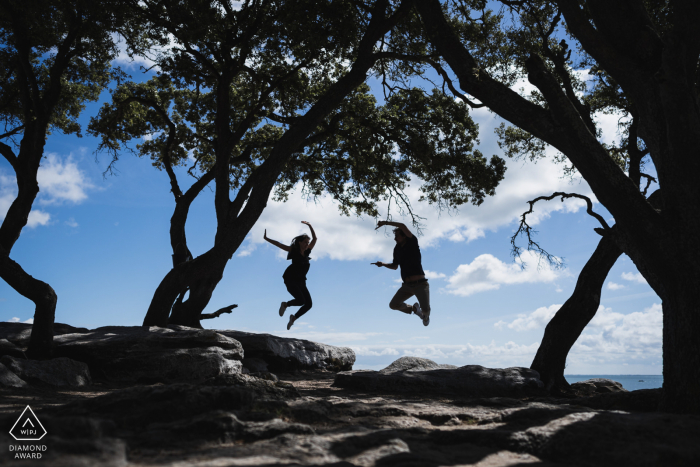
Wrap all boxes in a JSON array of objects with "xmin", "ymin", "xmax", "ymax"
[
  {"xmin": 0, "ymin": 247, "xmax": 57, "ymax": 359},
  {"xmin": 143, "ymin": 248, "xmax": 228, "ymax": 328},
  {"xmin": 531, "ymin": 233, "xmax": 622, "ymax": 392},
  {"xmin": 660, "ymin": 283, "xmax": 700, "ymax": 413}
]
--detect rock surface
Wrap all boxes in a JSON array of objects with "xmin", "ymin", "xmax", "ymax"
[
  {"xmin": 51, "ymin": 326, "xmax": 244, "ymax": 383},
  {"xmin": 0, "ymin": 322, "xmax": 89, "ymax": 348},
  {"xmin": 0, "ymin": 362, "xmax": 26, "ymax": 388},
  {"xmin": 1, "ymin": 372, "xmax": 697, "ymax": 467},
  {"xmin": 381, "ymin": 356, "xmax": 459, "ymax": 373},
  {"xmin": 570, "ymin": 377, "xmax": 628, "ymax": 395},
  {"xmin": 0, "ymin": 356, "xmax": 91, "ymax": 387},
  {"xmin": 334, "ymin": 358, "xmax": 545, "ymax": 397},
  {"xmin": 219, "ymin": 330, "xmax": 356, "ymax": 372},
  {"xmin": 0, "ymin": 339, "xmax": 26, "ymax": 359}
]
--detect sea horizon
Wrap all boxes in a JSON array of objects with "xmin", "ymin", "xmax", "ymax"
[{"xmin": 564, "ymin": 374, "xmax": 663, "ymax": 391}]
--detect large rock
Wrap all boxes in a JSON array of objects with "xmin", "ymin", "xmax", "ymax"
[
  {"xmin": 0, "ymin": 362, "xmax": 27, "ymax": 388},
  {"xmin": 0, "ymin": 356, "xmax": 91, "ymax": 387},
  {"xmin": 334, "ymin": 358, "xmax": 545, "ymax": 397},
  {"xmin": 570, "ymin": 378, "xmax": 628, "ymax": 395},
  {"xmin": 381, "ymin": 356, "xmax": 458, "ymax": 373},
  {"xmin": 52, "ymin": 326, "xmax": 244, "ymax": 383},
  {"xmin": 0, "ymin": 322, "xmax": 89, "ymax": 347},
  {"xmin": 0, "ymin": 338, "xmax": 26, "ymax": 359},
  {"xmin": 218, "ymin": 330, "xmax": 355, "ymax": 372}
]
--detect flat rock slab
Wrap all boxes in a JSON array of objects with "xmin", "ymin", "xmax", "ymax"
[
  {"xmin": 334, "ymin": 359, "xmax": 545, "ymax": 397},
  {"xmin": 218, "ymin": 330, "xmax": 355, "ymax": 372},
  {"xmin": 52, "ymin": 326, "xmax": 244, "ymax": 383},
  {"xmin": 0, "ymin": 322, "xmax": 89, "ymax": 348},
  {"xmin": 0, "ymin": 356, "xmax": 91, "ymax": 387}
]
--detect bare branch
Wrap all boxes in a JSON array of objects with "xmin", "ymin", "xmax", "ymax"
[
  {"xmin": 0, "ymin": 125, "xmax": 24, "ymax": 140},
  {"xmin": 200, "ymin": 304, "xmax": 238, "ymax": 320},
  {"xmin": 640, "ymin": 173, "xmax": 657, "ymax": 196},
  {"xmin": 511, "ymin": 192, "xmax": 610, "ymax": 268}
]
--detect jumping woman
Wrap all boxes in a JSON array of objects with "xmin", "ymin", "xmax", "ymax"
[{"xmin": 263, "ymin": 221, "xmax": 317, "ymax": 330}]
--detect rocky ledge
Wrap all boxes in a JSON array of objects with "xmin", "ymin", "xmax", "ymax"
[
  {"xmin": 0, "ymin": 358, "xmax": 698, "ymax": 467},
  {"xmin": 0, "ymin": 322, "xmax": 355, "ymax": 386},
  {"xmin": 334, "ymin": 356, "xmax": 545, "ymax": 397}
]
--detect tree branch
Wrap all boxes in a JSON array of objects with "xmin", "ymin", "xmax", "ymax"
[
  {"xmin": 0, "ymin": 141, "xmax": 18, "ymax": 170},
  {"xmin": 511, "ymin": 192, "xmax": 610, "ymax": 267},
  {"xmin": 640, "ymin": 174, "xmax": 657, "ymax": 197},
  {"xmin": 200, "ymin": 304, "xmax": 237, "ymax": 320},
  {"xmin": 0, "ymin": 125, "xmax": 25, "ymax": 141}
]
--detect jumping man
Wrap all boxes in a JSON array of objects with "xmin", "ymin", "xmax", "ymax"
[
  {"xmin": 264, "ymin": 221, "xmax": 317, "ymax": 330},
  {"xmin": 371, "ymin": 220, "xmax": 430, "ymax": 326}
]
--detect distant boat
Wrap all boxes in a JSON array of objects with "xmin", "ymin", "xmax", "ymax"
[{"xmin": 639, "ymin": 379, "xmax": 644, "ymax": 382}]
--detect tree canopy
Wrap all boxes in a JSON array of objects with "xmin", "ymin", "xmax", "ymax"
[{"xmin": 85, "ymin": 0, "xmax": 506, "ymax": 328}]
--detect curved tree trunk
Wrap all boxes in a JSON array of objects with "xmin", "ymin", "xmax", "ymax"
[
  {"xmin": 1, "ymin": 124, "xmax": 57, "ymax": 359},
  {"xmin": 0, "ymin": 246, "xmax": 57, "ymax": 358},
  {"xmin": 531, "ymin": 234, "xmax": 622, "ymax": 392},
  {"xmin": 143, "ymin": 244, "xmax": 231, "ymax": 328}
]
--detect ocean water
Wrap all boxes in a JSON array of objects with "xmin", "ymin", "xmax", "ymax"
[{"xmin": 565, "ymin": 375, "xmax": 663, "ymax": 391}]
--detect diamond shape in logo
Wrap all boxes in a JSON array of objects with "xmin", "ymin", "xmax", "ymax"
[{"xmin": 9, "ymin": 406, "xmax": 46, "ymax": 441}]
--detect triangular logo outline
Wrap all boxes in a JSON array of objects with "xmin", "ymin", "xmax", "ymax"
[{"xmin": 9, "ymin": 405, "xmax": 47, "ymax": 441}]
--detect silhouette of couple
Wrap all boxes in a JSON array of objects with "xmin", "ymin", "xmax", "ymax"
[{"xmin": 264, "ymin": 220, "xmax": 430, "ymax": 330}]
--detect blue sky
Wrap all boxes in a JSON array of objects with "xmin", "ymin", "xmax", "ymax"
[{"xmin": 1, "ymin": 45, "xmax": 661, "ymax": 375}]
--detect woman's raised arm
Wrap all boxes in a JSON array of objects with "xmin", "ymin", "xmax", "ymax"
[
  {"xmin": 302, "ymin": 221, "xmax": 317, "ymax": 249},
  {"xmin": 264, "ymin": 229, "xmax": 291, "ymax": 252}
]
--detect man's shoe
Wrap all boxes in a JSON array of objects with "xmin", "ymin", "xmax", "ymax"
[
  {"xmin": 412, "ymin": 302, "xmax": 424, "ymax": 319},
  {"xmin": 279, "ymin": 302, "xmax": 287, "ymax": 316},
  {"xmin": 422, "ymin": 313, "xmax": 430, "ymax": 327},
  {"xmin": 287, "ymin": 314, "xmax": 296, "ymax": 330}
]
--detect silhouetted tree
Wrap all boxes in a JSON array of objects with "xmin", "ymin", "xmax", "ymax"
[
  {"xmin": 416, "ymin": 0, "xmax": 699, "ymax": 412},
  {"xmin": 90, "ymin": 0, "xmax": 506, "ymax": 328},
  {"xmin": 0, "ymin": 0, "xmax": 127, "ymax": 357}
]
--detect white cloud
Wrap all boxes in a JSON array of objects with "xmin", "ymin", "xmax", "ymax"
[
  {"xmin": 621, "ymin": 271, "xmax": 647, "ymax": 284},
  {"xmin": 37, "ymin": 153, "xmax": 94, "ymax": 205},
  {"xmin": 27, "ymin": 210, "xmax": 51, "ymax": 227},
  {"xmin": 6, "ymin": 317, "xmax": 33, "ymax": 323},
  {"xmin": 1, "ymin": 154, "xmax": 92, "ymax": 229},
  {"xmin": 573, "ymin": 303, "xmax": 662, "ymax": 356},
  {"xmin": 607, "ymin": 282, "xmax": 625, "ymax": 290},
  {"xmin": 1, "ymin": 173, "xmax": 53, "ymax": 228},
  {"xmin": 444, "ymin": 250, "xmax": 563, "ymax": 297},
  {"xmin": 65, "ymin": 217, "xmax": 79, "ymax": 228},
  {"xmin": 283, "ymin": 330, "xmax": 383, "ymax": 344},
  {"xmin": 424, "ymin": 270, "xmax": 446, "ymax": 280},
  {"xmin": 353, "ymin": 341, "xmax": 541, "ymax": 369},
  {"xmin": 110, "ymin": 33, "xmax": 174, "ymax": 72},
  {"xmin": 238, "ymin": 102, "xmax": 599, "ymax": 263},
  {"xmin": 353, "ymin": 347, "xmax": 401, "ymax": 357},
  {"xmin": 495, "ymin": 304, "xmax": 562, "ymax": 331}
]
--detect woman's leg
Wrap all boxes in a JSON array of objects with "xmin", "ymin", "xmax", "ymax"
[
  {"xmin": 292, "ymin": 282, "xmax": 313, "ymax": 319},
  {"xmin": 285, "ymin": 281, "xmax": 306, "ymax": 307}
]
